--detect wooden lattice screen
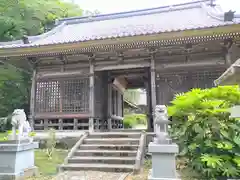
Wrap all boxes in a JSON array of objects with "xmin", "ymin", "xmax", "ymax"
[
  {"xmin": 35, "ymin": 78, "xmax": 89, "ymax": 113},
  {"xmin": 156, "ymin": 69, "xmax": 224, "ymax": 104}
]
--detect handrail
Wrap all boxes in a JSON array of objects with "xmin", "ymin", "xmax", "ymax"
[
  {"xmin": 134, "ymin": 131, "xmax": 146, "ymax": 174},
  {"xmin": 63, "ymin": 131, "xmax": 89, "ymax": 164}
]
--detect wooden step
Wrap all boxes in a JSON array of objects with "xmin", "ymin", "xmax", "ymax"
[
  {"xmin": 74, "ymin": 149, "xmax": 137, "ymax": 156},
  {"xmin": 60, "ymin": 163, "xmax": 134, "ymax": 172},
  {"xmin": 68, "ymin": 156, "xmax": 135, "ymax": 164}
]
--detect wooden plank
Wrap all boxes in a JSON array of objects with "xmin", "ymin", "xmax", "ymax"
[
  {"xmin": 95, "ymin": 62, "xmax": 150, "ymax": 71},
  {"xmin": 30, "ymin": 67, "xmax": 37, "ymax": 129},
  {"xmin": 89, "ymin": 57, "xmax": 95, "ymax": 132},
  {"xmin": 35, "ymin": 113, "xmax": 89, "ymax": 119}
]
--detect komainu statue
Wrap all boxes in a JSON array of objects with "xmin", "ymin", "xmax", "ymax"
[
  {"xmin": 11, "ymin": 109, "xmax": 32, "ymax": 141},
  {"xmin": 153, "ymin": 105, "xmax": 170, "ymax": 144}
]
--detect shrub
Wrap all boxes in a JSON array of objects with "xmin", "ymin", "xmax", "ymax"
[
  {"xmin": 45, "ymin": 128, "xmax": 57, "ymax": 160},
  {"xmin": 123, "ymin": 114, "xmax": 146, "ymax": 128},
  {"xmin": 168, "ymin": 86, "xmax": 240, "ymax": 179}
]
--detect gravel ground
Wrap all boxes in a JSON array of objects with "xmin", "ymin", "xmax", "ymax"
[{"xmin": 54, "ymin": 171, "xmax": 129, "ymax": 180}]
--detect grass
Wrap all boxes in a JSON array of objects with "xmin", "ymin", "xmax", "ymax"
[
  {"xmin": 35, "ymin": 149, "xmax": 67, "ymax": 175},
  {"xmin": 27, "ymin": 149, "xmax": 67, "ymax": 180}
]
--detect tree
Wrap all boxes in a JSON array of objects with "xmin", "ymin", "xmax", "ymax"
[
  {"xmin": 0, "ymin": 0, "xmax": 83, "ymax": 41},
  {"xmin": 0, "ymin": 0, "xmax": 83, "ymax": 121}
]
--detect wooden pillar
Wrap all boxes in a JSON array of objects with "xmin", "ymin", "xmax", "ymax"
[
  {"xmin": 145, "ymin": 80, "xmax": 152, "ymax": 132},
  {"xmin": 29, "ymin": 68, "xmax": 37, "ymax": 130},
  {"xmin": 107, "ymin": 81, "xmax": 112, "ymax": 130},
  {"xmin": 89, "ymin": 55, "xmax": 95, "ymax": 132},
  {"xmin": 102, "ymin": 72, "xmax": 109, "ymax": 130},
  {"xmin": 150, "ymin": 51, "xmax": 157, "ymax": 132}
]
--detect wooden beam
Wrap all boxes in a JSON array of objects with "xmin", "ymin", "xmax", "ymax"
[
  {"xmin": 36, "ymin": 70, "xmax": 91, "ymax": 79},
  {"xmin": 155, "ymin": 60, "xmax": 226, "ymax": 71},
  {"xmin": 95, "ymin": 62, "xmax": 150, "ymax": 71}
]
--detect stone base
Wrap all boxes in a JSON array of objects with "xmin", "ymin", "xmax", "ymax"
[
  {"xmin": 0, "ymin": 141, "xmax": 39, "ymax": 180},
  {"xmin": 148, "ymin": 142, "xmax": 179, "ymax": 180},
  {"xmin": 148, "ymin": 169, "xmax": 181, "ymax": 180},
  {"xmin": 0, "ymin": 166, "xmax": 38, "ymax": 180}
]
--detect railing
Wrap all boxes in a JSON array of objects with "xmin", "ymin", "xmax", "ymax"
[
  {"xmin": 134, "ymin": 131, "xmax": 146, "ymax": 174},
  {"xmin": 63, "ymin": 131, "xmax": 89, "ymax": 164}
]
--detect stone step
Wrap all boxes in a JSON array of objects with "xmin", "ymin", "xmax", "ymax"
[
  {"xmin": 79, "ymin": 144, "xmax": 139, "ymax": 150},
  {"xmin": 88, "ymin": 132, "xmax": 141, "ymax": 139},
  {"xmin": 74, "ymin": 150, "xmax": 137, "ymax": 157},
  {"xmin": 84, "ymin": 138, "xmax": 139, "ymax": 144},
  {"xmin": 60, "ymin": 163, "xmax": 134, "ymax": 172},
  {"xmin": 68, "ymin": 156, "xmax": 136, "ymax": 164}
]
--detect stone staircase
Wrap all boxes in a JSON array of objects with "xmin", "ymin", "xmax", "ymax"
[{"xmin": 60, "ymin": 131, "xmax": 146, "ymax": 173}]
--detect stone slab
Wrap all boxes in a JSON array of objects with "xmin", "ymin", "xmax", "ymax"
[
  {"xmin": 148, "ymin": 142, "xmax": 179, "ymax": 154},
  {"xmin": 0, "ymin": 142, "xmax": 38, "ymax": 152}
]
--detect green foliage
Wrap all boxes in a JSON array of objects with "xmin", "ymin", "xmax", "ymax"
[
  {"xmin": 168, "ymin": 86, "xmax": 240, "ymax": 179},
  {"xmin": 0, "ymin": 0, "xmax": 83, "ymax": 41},
  {"xmin": 45, "ymin": 128, "xmax": 57, "ymax": 160},
  {"xmin": 123, "ymin": 114, "xmax": 146, "ymax": 128}
]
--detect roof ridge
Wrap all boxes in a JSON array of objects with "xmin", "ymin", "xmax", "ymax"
[
  {"xmin": 56, "ymin": 0, "xmax": 212, "ymax": 25},
  {"xmin": 27, "ymin": 22, "xmax": 66, "ymax": 43}
]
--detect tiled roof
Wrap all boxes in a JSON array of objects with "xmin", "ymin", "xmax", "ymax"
[{"xmin": 0, "ymin": 0, "xmax": 240, "ymax": 49}]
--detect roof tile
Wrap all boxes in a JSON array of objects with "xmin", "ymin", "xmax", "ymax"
[{"xmin": 0, "ymin": 0, "xmax": 240, "ymax": 49}]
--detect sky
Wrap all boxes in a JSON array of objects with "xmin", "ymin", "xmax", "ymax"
[{"xmin": 70, "ymin": 0, "xmax": 240, "ymax": 14}]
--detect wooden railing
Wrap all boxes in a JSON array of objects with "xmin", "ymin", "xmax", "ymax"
[
  {"xmin": 134, "ymin": 131, "xmax": 146, "ymax": 174},
  {"xmin": 63, "ymin": 131, "xmax": 89, "ymax": 164}
]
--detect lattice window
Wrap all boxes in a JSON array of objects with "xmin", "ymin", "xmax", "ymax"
[
  {"xmin": 62, "ymin": 78, "xmax": 89, "ymax": 113},
  {"xmin": 156, "ymin": 69, "xmax": 225, "ymax": 104},
  {"xmin": 35, "ymin": 80, "xmax": 60, "ymax": 113},
  {"xmin": 35, "ymin": 78, "xmax": 89, "ymax": 113}
]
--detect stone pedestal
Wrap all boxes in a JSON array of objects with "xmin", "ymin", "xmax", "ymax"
[
  {"xmin": 0, "ymin": 140, "xmax": 39, "ymax": 180},
  {"xmin": 148, "ymin": 142, "xmax": 180, "ymax": 180}
]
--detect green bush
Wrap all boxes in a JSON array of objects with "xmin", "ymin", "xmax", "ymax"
[
  {"xmin": 123, "ymin": 114, "xmax": 146, "ymax": 128},
  {"xmin": 168, "ymin": 86, "xmax": 240, "ymax": 179}
]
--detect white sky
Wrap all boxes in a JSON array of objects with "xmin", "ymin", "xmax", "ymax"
[{"xmin": 70, "ymin": 0, "xmax": 240, "ymax": 14}]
